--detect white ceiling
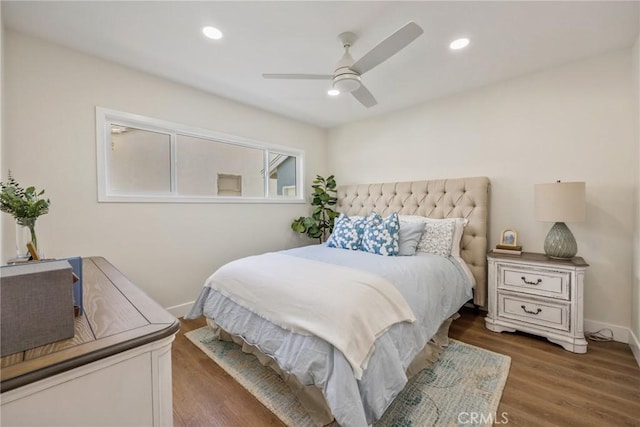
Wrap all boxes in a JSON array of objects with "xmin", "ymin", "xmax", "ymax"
[{"xmin": 3, "ymin": 1, "xmax": 638, "ymax": 128}]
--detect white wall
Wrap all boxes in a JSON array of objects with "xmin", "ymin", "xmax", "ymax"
[
  {"xmin": 328, "ymin": 50, "xmax": 637, "ymax": 334},
  {"xmin": 632, "ymin": 28, "xmax": 640, "ymax": 359},
  {"xmin": 2, "ymin": 31, "xmax": 327, "ymax": 312}
]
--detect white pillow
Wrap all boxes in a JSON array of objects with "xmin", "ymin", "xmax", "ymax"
[
  {"xmin": 449, "ymin": 217, "xmax": 468, "ymax": 259},
  {"xmin": 399, "ymin": 215, "xmax": 475, "ymax": 286}
]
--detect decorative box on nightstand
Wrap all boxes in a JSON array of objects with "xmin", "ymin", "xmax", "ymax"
[{"xmin": 485, "ymin": 251, "xmax": 589, "ymax": 353}]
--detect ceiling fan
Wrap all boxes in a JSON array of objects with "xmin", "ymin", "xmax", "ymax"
[{"xmin": 262, "ymin": 22, "xmax": 424, "ymax": 108}]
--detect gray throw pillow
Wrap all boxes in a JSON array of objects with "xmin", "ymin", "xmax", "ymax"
[{"xmin": 398, "ymin": 221, "xmax": 426, "ymax": 256}]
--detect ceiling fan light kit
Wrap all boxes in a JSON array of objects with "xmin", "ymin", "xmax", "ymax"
[
  {"xmin": 262, "ymin": 21, "xmax": 424, "ymax": 108},
  {"xmin": 333, "ymin": 74, "xmax": 361, "ymax": 93}
]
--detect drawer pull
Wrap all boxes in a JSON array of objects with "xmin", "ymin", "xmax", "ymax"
[
  {"xmin": 521, "ymin": 276, "xmax": 542, "ymax": 286},
  {"xmin": 521, "ymin": 305, "xmax": 542, "ymax": 315}
]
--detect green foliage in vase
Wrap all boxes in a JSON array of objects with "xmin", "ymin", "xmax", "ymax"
[
  {"xmin": 291, "ymin": 175, "xmax": 338, "ymax": 243},
  {"xmin": 0, "ymin": 171, "xmax": 50, "ymax": 250}
]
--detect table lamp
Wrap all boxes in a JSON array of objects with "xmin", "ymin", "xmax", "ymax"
[{"xmin": 534, "ymin": 181, "xmax": 586, "ymax": 259}]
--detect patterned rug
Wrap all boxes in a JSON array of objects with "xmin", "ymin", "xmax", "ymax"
[{"xmin": 185, "ymin": 327, "xmax": 511, "ymax": 426}]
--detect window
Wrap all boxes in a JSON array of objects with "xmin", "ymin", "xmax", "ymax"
[{"xmin": 96, "ymin": 108, "xmax": 304, "ymax": 203}]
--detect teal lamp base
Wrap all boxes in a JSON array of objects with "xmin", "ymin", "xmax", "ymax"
[{"xmin": 544, "ymin": 222, "xmax": 577, "ymax": 259}]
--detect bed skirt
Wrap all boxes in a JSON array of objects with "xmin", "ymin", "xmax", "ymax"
[{"xmin": 205, "ymin": 313, "xmax": 459, "ymax": 426}]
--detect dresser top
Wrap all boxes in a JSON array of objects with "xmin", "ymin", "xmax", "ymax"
[
  {"xmin": 488, "ymin": 250, "xmax": 589, "ymax": 267},
  {"xmin": 1, "ymin": 257, "xmax": 180, "ymax": 392}
]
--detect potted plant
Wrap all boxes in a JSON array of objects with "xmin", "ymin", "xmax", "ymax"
[
  {"xmin": 0, "ymin": 171, "xmax": 51, "ymax": 257},
  {"xmin": 291, "ymin": 175, "xmax": 338, "ymax": 243}
]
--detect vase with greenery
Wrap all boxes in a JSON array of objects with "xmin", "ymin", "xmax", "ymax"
[
  {"xmin": 0, "ymin": 171, "xmax": 51, "ymax": 257},
  {"xmin": 291, "ymin": 174, "xmax": 338, "ymax": 243}
]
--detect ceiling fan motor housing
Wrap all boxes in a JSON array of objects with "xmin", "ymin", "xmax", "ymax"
[{"xmin": 333, "ymin": 45, "xmax": 361, "ymax": 93}]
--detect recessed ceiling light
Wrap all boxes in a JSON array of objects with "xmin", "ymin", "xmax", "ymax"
[
  {"xmin": 327, "ymin": 89, "xmax": 340, "ymax": 96},
  {"xmin": 202, "ymin": 26, "xmax": 223, "ymax": 40},
  {"xmin": 449, "ymin": 38, "xmax": 470, "ymax": 50}
]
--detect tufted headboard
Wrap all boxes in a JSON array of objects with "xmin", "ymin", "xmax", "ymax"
[{"xmin": 336, "ymin": 176, "xmax": 490, "ymax": 307}]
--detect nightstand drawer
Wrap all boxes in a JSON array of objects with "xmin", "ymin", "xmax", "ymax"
[
  {"xmin": 498, "ymin": 293, "xmax": 569, "ymax": 331},
  {"xmin": 499, "ymin": 265, "xmax": 570, "ymax": 300}
]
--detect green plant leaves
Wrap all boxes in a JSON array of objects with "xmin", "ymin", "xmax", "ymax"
[
  {"xmin": 291, "ymin": 217, "xmax": 306, "ymax": 233},
  {"xmin": 290, "ymin": 174, "xmax": 338, "ymax": 243},
  {"xmin": 326, "ymin": 176, "xmax": 336, "ymax": 190},
  {"xmin": 0, "ymin": 172, "xmax": 51, "ymax": 224}
]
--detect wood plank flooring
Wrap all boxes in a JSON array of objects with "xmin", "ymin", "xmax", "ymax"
[{"xmin": 173, "ymin": 309, "xmax": 640, "ymax": 426}]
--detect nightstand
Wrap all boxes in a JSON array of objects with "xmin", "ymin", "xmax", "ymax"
[{"xmin": 485, "ymin": 251, "xmax": 589, "ymax": 353}]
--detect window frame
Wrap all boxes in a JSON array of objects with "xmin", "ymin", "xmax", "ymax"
[{"xmin": 96, "ymin": 107, "xmax": 305, "ymax": 203}]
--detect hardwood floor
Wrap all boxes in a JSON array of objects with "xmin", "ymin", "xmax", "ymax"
[
  {"xmin": 451, "ymin": 310, "xmax": 640, "ymax": 426},
  {"xmin": 172, "ymin": 316, "xmax": 285, "ymax": 427},
  {"xmin": 173, "ymin": 309, "xmax": 640, "ymax": 426}
]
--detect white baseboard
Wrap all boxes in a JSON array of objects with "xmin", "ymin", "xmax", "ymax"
[
  {"xmin": 586, "ymin": 319, "xmax": 640, "ymax": 367},
  {"xmin": 629, "ymin": 328, "xmax": 640, "ymax": 368},
  {"xmin": 584, "ymin": 318, "xmax": 629, "ymax": 343},
  {"xmin": 166, "ymin": 301, "xmax": 194, "ymax": 319}
]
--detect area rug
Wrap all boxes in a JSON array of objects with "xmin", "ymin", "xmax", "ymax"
[{"xmin": 185, "ymin": 326, "xmax": 511, "ymax": 426}]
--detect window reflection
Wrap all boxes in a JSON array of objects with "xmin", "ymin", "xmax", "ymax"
[
  {"xmin": 98, "ymin": 108, "xmax": 303, "ymax": 202},
  {"xmin": 176, "ymin": 135, "xmax": 263, "ymax": 197},
  {"xmin": 268, "ymin": 153, "xmax": 296, "ymax": 197},
  {"xmin": 109, "ymin": 126, "xmax": 171, "ymax": 194}
]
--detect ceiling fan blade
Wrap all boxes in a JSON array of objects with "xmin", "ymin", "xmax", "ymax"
[
  {"xmin": 262, "ymin": 73, "xmax": 332, "ymax": 80},
  {"xmin": 351, "ymin": 22, "xmax": 424, "ymax": 75},
  {"xmin": 352, "ymin": 84, "xmax": 377, "ymax": 108}
]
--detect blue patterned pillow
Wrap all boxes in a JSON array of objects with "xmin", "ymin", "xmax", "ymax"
[
  {"xmin": 361, "ymin": 212, "xmax": 400, "ymax": 256},
  {"xmin": 326, "ymin": 214, "xmax": 368, "ymax": 250}
]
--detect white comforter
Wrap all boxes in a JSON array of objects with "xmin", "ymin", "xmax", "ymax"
[
  {"xmin": 187, "ymin": 244, "xmax": 473, "ymax": 426},
  {"xmin": 205, "ymin": 252, "xmax": 416, "ymax": 379}
]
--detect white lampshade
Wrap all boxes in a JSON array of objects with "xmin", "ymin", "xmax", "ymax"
[{"xmin": 535, "ymin": 182, "xmax": 586, "ymax": 223}]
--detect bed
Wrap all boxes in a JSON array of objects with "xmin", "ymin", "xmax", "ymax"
[{"xmin": 187, "ymin": 176, "xmax": 490, "ymax": 426}]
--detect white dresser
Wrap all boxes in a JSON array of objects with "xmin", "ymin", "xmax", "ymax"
[
  {"xmin": 485, "ymin": 251, "xmax": 588, "ymax": 353},
  {"xmin": 1, "ymin": 257, "xmax": 180, "ymax": 426}
]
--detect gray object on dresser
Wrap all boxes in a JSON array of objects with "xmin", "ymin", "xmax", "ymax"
[{"xmin": 0, "ymin": 260, "xmax": 75, "ymax": 356}]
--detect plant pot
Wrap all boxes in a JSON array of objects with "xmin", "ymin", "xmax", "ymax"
[
  {"xmin": 15, "ymin": 220, "xmax": 41, "ymax": 259},
  {"xmin": 15, "ymin": 223, "xmax": 30, "ymax": 259}
]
